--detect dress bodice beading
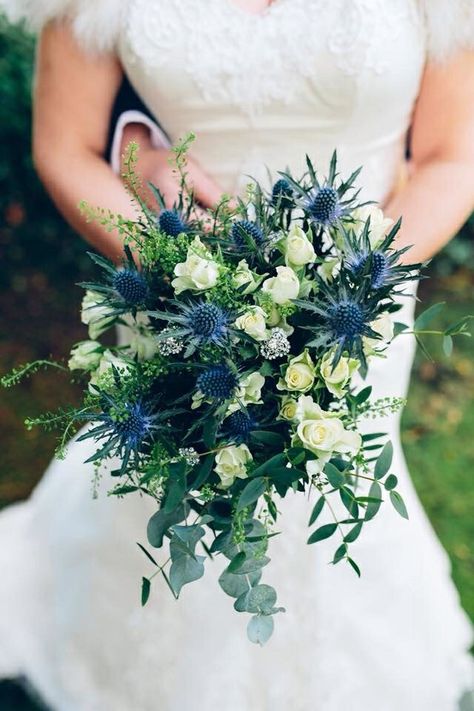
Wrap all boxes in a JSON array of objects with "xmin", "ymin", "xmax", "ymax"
[{"xmin": 117, "ymin": 0, "xmax": 426, "ymax": 200}]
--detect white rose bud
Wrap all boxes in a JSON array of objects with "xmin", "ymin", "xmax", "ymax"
[
  {"xmin": 232, "ymin": 259, "xmax": 262, "ymax": 294},
  {"xmin": 214, "ymin": 444, "xmax": 253, "ymax": 488},
  {"xmin": 172, "ymin": 237, "xmax": 219, "ymax": 294},
  {"xmin": 278, "ymin": 396, "xmax": 298, "ymax": 421},
  {"xmin": 81, "ymin": 291, "xmax": 114, "ymax": 339},
  {"xmin": 277, "ymin": 350, "xmax": 315, "ymax": 393},
  {"xmin": 284, "ymin": 225, "xmax": 316, "ymax": 267},
  {"xmin": 352, "ymin": 206, "xmax": 394, "ymax": 250},
  {"xmin": 236, "ymin": 371, "xmax": 265, "ymax": 405},
  {"xmin": 68, "ymin": 340, "xmax": 102, "ymax": 371},
  {"xmin": 364, "ymin": 312, "xmax": 395, "ymax": 353},
  {"xmin": 262, "ymin": 266, "xmax": 300, "ymax": 305},
  {"xmin": 297, "ymin": 417, "xmax": 361, "ymax": 457},
  {"xmin": 319, "ymin": 351, "xmax": 359, "ymax": 398},
  {"xmin": 235, "ymin": 306, "xmax": 269, "ymax": 342}
]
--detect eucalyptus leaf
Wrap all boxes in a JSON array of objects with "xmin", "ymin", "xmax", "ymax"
[
  {"xmin": 227, "ymin": 550, "xmax": 247, "ymax": 573},
  {"xmin": 218, "ymin": 569, "xmax": 261, "ymax": 598},
  {"xmin": 169, "ymin": 552, "xmax": 206, "ymax": 596},
  {"xmin": 442, "ymin": 335, "xmax": 453, "ymax": 358},
  {"xmin": 325, "ymin": 462, "xmax": 345, "ymax": 488},
  {"xmin": 236, "ymin": 477, "xmax": 266, "ymax": 512},
  {"xmin": 384, "ymin": 474, "xmax": 398, "ymax": 491},
  {"xmin": 141, "ymin": 577, "xmax": 151, "ymax": 606},
  {"xmin": 147, "ymin": 503, "xmax": 189, "ymax": 548},
  {"xmin": 390, "ymin": 490, "xmax": 409, "ymax": 520},
  {"xmin": 247, "ymin": 614, "xmax": 274, "ymax": 645},
  {"xmin": 374, "ymin": 441, "xmax": 393, "ymax": 479},
  {"xmin": 344, "ymin": 522, "xmax": 363, "ymax": 544},
  {"xmin": 307, "ymin": 523, "xmax": 337, "ymax": 544},
  {"xmin": 364, "ymin": 481, "xmax": 382, "ymax": 522},
  {"xmin": 347, "ymin": 557, "xmax": 361, "ymax": 577},
  {"xmin": 414, "ymin": 302, "xmax": 445, "ymax": 331},
  {"xmin": 308, "ymin": 496, "xmax": 325, "ymax": 526}
]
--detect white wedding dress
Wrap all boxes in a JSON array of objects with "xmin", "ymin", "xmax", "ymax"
[{"xmin": 1, "ymin": 1, "xmax": 473, "ymax": 709}]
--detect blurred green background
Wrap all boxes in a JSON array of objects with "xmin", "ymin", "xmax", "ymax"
[{"xmin": 0, "ymin": 15, "xmax": 473, "ymax": 710}]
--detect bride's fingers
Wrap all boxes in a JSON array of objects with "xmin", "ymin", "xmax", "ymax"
[{"xmin": 190, "ymin": 166, "xmax": 226, "ymax": 208}]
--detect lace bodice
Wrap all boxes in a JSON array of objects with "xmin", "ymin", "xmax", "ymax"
[{"xmin": 3, "ymin": 0, "xmax": 474, "ymax": 198}]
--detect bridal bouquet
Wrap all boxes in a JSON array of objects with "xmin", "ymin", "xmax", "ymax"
[{"xmin": 4, "ymin": 135, "xmax": 469, "ymax": 644}]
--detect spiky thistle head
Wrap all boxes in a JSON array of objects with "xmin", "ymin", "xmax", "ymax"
[
  {"xmin": 224, "ymin": 408, "xmax": 258, "ymax": 444},
  {"xmin": 153, "ymin": 300, "xmax": 232, "ymax": 356},
  {"xmin": 158, "ymin": 209, "xmax": 188, "ymax": 237},
  {"xmin": 306, "ymin": 186, "xmax": 341, "ymax": 226},
  {"xmin": 113, "ymin": 269, "xmax": 149, "ymax": 305},
  {"xmin": 231, "ymin": 220, "xmax": 265, "ymax": 249},
  {"xmin": 196, "ymin": 363, "xmax": 238, "ymax": 400},
  {"xmin": 271, "ymin": 178, "xmax": 294, "ymax": 209}
]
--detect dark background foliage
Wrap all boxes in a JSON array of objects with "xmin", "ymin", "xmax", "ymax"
[{"xmin": 0, "ymin": 16, "xmax": 473, "ymax": 709}]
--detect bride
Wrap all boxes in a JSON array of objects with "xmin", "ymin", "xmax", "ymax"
[{"xmin": 1, "ymin": 1, "xmax": 474, "ymax": 709}]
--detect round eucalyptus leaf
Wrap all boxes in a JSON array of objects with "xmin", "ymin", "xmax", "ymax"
[
  {"xmin": 247, "ymin": 614, "xmax": 275, "ymax": 645},
  {"xmin": 218, "ymin": 570, "xmax": 261, "ymax": 598}
]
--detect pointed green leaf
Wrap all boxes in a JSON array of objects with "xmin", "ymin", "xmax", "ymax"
[
  {"xmin": 374, "ymin": 441, "xmax": 393, "ymax": 479},
  {"xmin": 390, "ymin": 490, "xmax": 409, "ymax": 520},
  {"xmin": 307, "ymin": 523, "xmax": 337, "ymax": 544}
]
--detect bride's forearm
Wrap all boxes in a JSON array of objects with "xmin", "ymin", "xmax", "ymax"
[
  {"xmin": 37, "ymin": 148, "xmax": 141, "ymax": 263},
  {"xmin": 384, "ymin": 157, "xmax": 474, "ymax": 264},
  {"xmin": 37, "ymin": 151, "xmax": 143, "ymax": 262}
]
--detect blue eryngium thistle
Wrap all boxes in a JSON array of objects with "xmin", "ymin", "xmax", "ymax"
[
  {"xmin": 294, "ymin": 276, "xmax": 383, "ymax": 368},
  {"xmin": 158, "ymin": 209, "xmax": 188, "ymax": 237},
  {"xmin": 224, "ymin": 408, "xmax": 258, "ymax": 444},
  {"xmin": 79, "ymin": 245, "xmax": 150, "ymax": 319},
  {"xmin": 196, "ymin": 364, "xmax": 238, "ymax": 400},
  {"xmin": 343, "ymin": 217, "xmax": 421, "ymax": 292},
  {"xmin": 77, "ymin": 395, "xmax": 162, "ymax": 474},
  {"xmin": 113, "ymin": 269, "xmax": 149, "ymax": 305},
  {"xmin": 152, "ymin": 300, "xmax": 232, "ymax": 357},
  {"xmin": 231, "ymin": 220, "xmax": 264, "ymax": 248},
  {"xmin": 271, "ymin": 178, "xmax": 294, "ymax": 209},
  {"xmin": 307, "ymin": 186, "xmax": 341, "ymax": 226}
]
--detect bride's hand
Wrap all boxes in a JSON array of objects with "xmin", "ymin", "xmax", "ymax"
[{"xmin": 119, "ymin": 123, "xmax": 225, "ymax": 216}]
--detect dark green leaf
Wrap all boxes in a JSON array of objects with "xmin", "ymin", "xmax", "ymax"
[
  {"xmin": 250, "ymin": 453, "xmax": 287, "ymax": 478},
  {"xmin": 307, "ymin": 523, "xmax": 337, "ymax": 544},
  {"xmin": 355, "ymin": 386, "xmax": 372, "ymax": 405},
  {"xmin": 364, "ymin": 481, "xmax": 382, "ymax": 521},
  {"xmin": 374, "ymin": 441, "xmax": 393, "ymax": 479},
  {"xmin": 308, "ymin": 496, "xmax": 325, "ymax": 526},
  {"xmin": 141, "ymin": 577, "xmax": 151, "ymax": 606},
  {"xmin": 347, "ymin": 557, "xmax": 361, "ymax": 577},
  {"xmin": 333, "ymin": 543, "xmax": 347, "ymax": 564},
  {"xmin": 390, "ymin": 490, "xmax": 409, "ymax": 520},
  {"xmin": 344, "ymin": 522, "xmax": 363, "ymax": 543},
  {"xmin": 227, "ymin": 551, "xmax": 246, "ymax": 573},
  {"xmin": 384, "ymin": 474, "xmax": 398, "ymax": 491},
  {"xmin": 237, "ymin": 477, "xmax": 266, "ymax": 512},
  {"xmin": 340, "ymin": 486, "xmax": 359, "ymax": 517},
  {"xmin": 189, "ymin": 453, "xmax": 214, "ymax": 489},
  {"xmin": 325, "ymin": 462, "xmax": 345, "ymax": 488},
  {"xmin": 414, "ymin": 302, "xmax": 445, "ymax": 331},
  {"xmin": 250, "ymin": 431, "xmax": 286, "ymax": 447},
  {"xmin": 136, "ymin": 542, "xmax": 158, "ymax": 567}
]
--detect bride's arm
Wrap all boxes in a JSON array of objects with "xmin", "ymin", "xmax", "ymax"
[
  {"xmin": 385, "ymin": 51, "xmax": 474, "ymax": 263},
  {"xmin": 34, "ymin": 23, "xmax": 223, "ymax": 262},
  {"xmin": 34, "ymin": 22, "xmax": 134, "ymax": 262}
]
